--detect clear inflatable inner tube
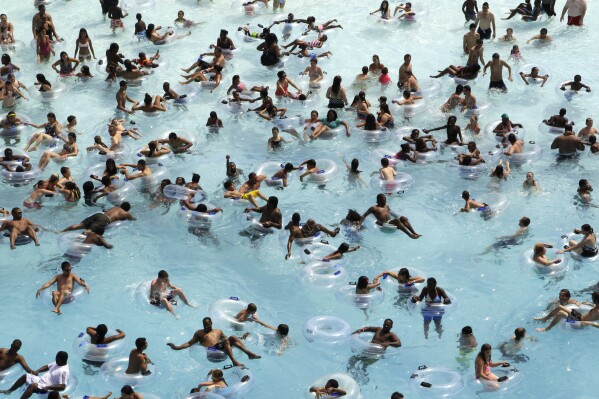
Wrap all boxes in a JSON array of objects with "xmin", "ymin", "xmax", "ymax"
[
  {"xmin": 0, "ymin": 149, "xmax": 41, "ymax": 183},
  {"xmin": 237, "ymin": 212, "xmax": 274, "ymax": 236},
  {"xmin": 349, "ymin": 332, "xmax": 400, "ymax": 359},
  {"xmin": 126, "ymin": 165, "xmax": 168, "ymax": 190},
  {"xmin": 232, "ymin": 0, "xmax": 266, "ymax": 15},
  {"xmin": 217, "ymin": 95, "xmax": 253, "ymax": 114},
  {"xmin": 163, "ymin": 185, "xmax": 207, "ymax": 202},
  {"xmin": 0, "ymin": 40, "xmax": 26, "ymax": 54},
  {"xmin": 302, "ymin": 316, "xmax": 352, "ymax": 344},
  {"xmin": 0, "ymin": 363, "xmax": 21, "ymax": 383},
  {"xmin": 171, "ymin": 84, "xmax": 200, "ymax": 104},
  {"xmin": 414, "ymin": 79, "xmax": 442, "ymax": 97},
  {"xmin": 393, "ymin": 99, "xmax": 426, "ymax": 118},
  {"xmin": 506, "ymin": 141, "xmax": 543, "ymax": 165},
  {"xmin": 369, "ymin": 172, "xmax": 415, "ymax": 195},
  {"xmin": 538, "ymin": 122, "xmax": 565, "ymax": 135},
  {"xmin": 28, "ymin": 82, "xmax": 68, "ymax": 102},
  {"xmin": 134, "ymin": 280, "xmax": 177, "ymax": 310},
  {"xmin": 208, "ymin": 297, "xmax": 252, "ymax": 331},
  {"xmin": 472, "ymin": 366, "xmax": 522, "ymax": 392},
  {"xmin": 181, "ymin": 391, "xmax": 226, "ymax": 399},
  {"xmin": 189, "ymin": 344, "xmax": 228, "ymax": 364},
  {"xmin": 106, "ymin": 180, "xmax": 136, "ymax": 206},
  {"xmin": 365, "ymin": 214, "xmax": 403, "ymax": 234},
  {"xmin": 303, "ymin": 122, "xmax": 345, "ymax": 140},
  {"xmin": 100, "ymin": 357, "xmax": 156, "ymax": 389},
  {"xmin": 0, "ymin": 120, "xmax": 29, "ymax": 138},
  {"xmin": 134, "ymin": 146, "xmax": 174, "ymax": 165},
  {"xmin": 558, "ymin": 232, "xmax": 599, "ymax": 263},
  {"xmin": 40, "ymin": 284, "xmax": 86, "ymax": 307},
  {"xmin": 299, "ymin": 242, "xmax": 337, "ymax": 263},
  {"xmin": 278, "ymin": 226, "xmax": 323, "ymax": 250},
  {"xmin": 178, "ymin": 203, "xmax": 223, "ymax": 229},
  {"xmin": 517, "ymin": 63, "xmax": 551, "ymax": 85},
  {"xmin": 381, "ymin": 268, "xmax": 426, "ymax": 295},
  {"xmin": 357, "ymin": 127, "xmax": 391, "ymax": 143},
  {"xmin": 272, "ymin": 116, "xmax": 305, "ymax": 131},
  {"xmin": 305, "ymin": 373, "xmax": 359, "ymax": 399},
  {"xmin": 408, "ymin": 293, "xmax": 458, "ymax": 317},
  {"xmin": 4, "ymin": 227, "xmax": 42, "ymax": 246},
  {"xmin": 208, "ymin": 365, "xmax": 256, "ymax": 399},
  {"xmin": 519, "ymin": 247, "xmax": 568, "ymax": 276},
  {"xmin": 446, "ymin": 159, "xmax": 488, "ymax": 180},
  {"xmin": 555, "ymin": 81, "xmax": 594, "ymax": 102},
  {"xmin": 335, "ymin": 284, "xmax": 384, "ymax": 309},
  {"xmin": 461, "ymin": 99, "xmax": 491, "ymax": 117},
  {"xmin": 58, "ymin": 232, "xmax": 96, "ymax": 258},
  {"xmin": 72, "ymin": 330, "xmax": 126, "ymax": 363},
  {"xmin": 561, "ymin": 303, "xmax": 594, "ymax": 331},
  {"xmin": 299, "ymin": 261, "xmax": 348, "ymax": 289},
  {"xmin": 255, "ymin": 161, "xmax": 288, "ymax": 187},
  {"xmin": 410, "ymin": 365, "xmax": 464, "ymax": 397},
  {"xmin": 484, "ymin": 120, "xmax": 526, "ymax": 142},
  {"xmin": 470, "ymin": 193, "xmax": 509, "ymax": 217},
  {"xmin": 371, "ymin": 149, "xmax": 402, "ymax": 167},
  {"xmin": 303, "ymin": 159, "xmax": 339, "ymax": 183}
]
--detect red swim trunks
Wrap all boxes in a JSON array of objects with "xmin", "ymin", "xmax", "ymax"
[{"xmin": 567, "ymin": 15, "xmax": 582, "ymax": 26}]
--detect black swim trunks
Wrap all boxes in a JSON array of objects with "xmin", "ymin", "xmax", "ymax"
[
  {"xmin": 489, "ymin": 79, "xmax": 507, "ymax": 92},
  {"xmin": 81, "ymin": 213, "xmax": 110, "ymax": 234}
]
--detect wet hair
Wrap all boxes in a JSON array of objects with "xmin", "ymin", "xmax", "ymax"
[
  {"xmin": 224, "ymin": 180, "xmax": 234, "ymax": 190},
  {"xmin": 345, "ymin": 209, "xmax": 361, "ymax": 222},
  {"xmin": 192, "ymin": 173, "xmax": 200, "ymax": 183},
  {"xmin": 381, "ymin": 157, "xmax": 390, "ymax": 167},
  {"xmin": 461, "ymin": 190, "xmax": 470, "ymax": 200},
  {"xmin": 461, "ymin": 326, "xmax": 473, "ymax": 335},
  {"xmin": 120, "ymin": 202, "xmax": 131, "ymax": 211},
  {"xmin": 520, "ymin": 217, "xmax": 531, "ymax": 227},
  {"xmin": 195, "ymin": 204, "xmax": 208, "ymax": 212},
  {"xmin": 331, "ymin": 75, "xmax": 342, "ymax": 95},
  {"xmin": 56, "ymin": 351, "xmax": 68, "ymax": 364},
  {"xmin": 291, "ymin": 212, "xmax": 301, "ymax": 225},
  {"xmin": 391, "ymin": 393, "xmax": 404, "ymax": 399},
  {"xmin": 277, "ymin": 324, "xmax": 289, "ymax": 336},
  {"xmin": 96, "ymin": 324, "xmax": 108, "ymax": 344},
  {"xmin": 357, "ymin": 275, "xmax": 369, "ymax": 289},
  {"xmin": 267, "ymin": 196, "xmax": 278, "ymax": 208},
  {"xmin": 533, "ymin": 243, "xmax": 546, "ymax": 256},
  {"xmin": 350, "ymin": 158, "xmax": 361, "ymax": 173},
  {"xmin": 514, "ymin": 327, "xmax": 526, "ymax": 340},
  {"xmin": 61, "ymin": 261, "xmax": 70, "ymax": 270},
  {"xmin": 338, "ymin": 243, "xmax": 350, "ymax": 253},
  {"xmin": 325, "ymin": 379, "xmax": 339, "ymax": 389},
  {"xmin": 121, "ymin": 386, "xmax": 134, "ymax": 395},
  {"xmin": 247, "ymin": 303, "xmax": 257, "ymax": 312},
  {"xmin": 364, "ymin": 113, "xmax": 377, "ymax": 130},
  {"xmin": 361, "ymin": 66, "xmax": 368, "ymax": 74},
  {"xmin": 134, "ymin": 337, "xmax": 147, "ymax": 350},
  {"xmin": 581, "ymin": 224, "xmax": 594, "ymax": 234},
  {"xmin": 284, "ymin": 163, "xmax": 294, "ymax": 172},
  {"xmin": 476, "ymin": 343, "xmax": 492, "ymax": 364}
]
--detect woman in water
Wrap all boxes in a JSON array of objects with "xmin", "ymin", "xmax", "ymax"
[
  {"xmin": 308, "ymin": 109, "xmax": 350, "ymax": 139},
  {"xmin": 51, "ymin": 51, "xmax": 80, "ymax": 76},
  {"xmin": 325, "ymin": 75, "xmax": 348, "ymax": 108},
  {"xmin": 138, "ymin": 140, "xmax": 172, "ymax": 160},
  {"xmin": 558, "ymin": 224, "xmax": 598, "ymax": 258},
  {"xmin": 35, "ymin": 28, "xmax": 55, "ymax": 63},
  {"xmin": 132, "ymin": 94, "xmax": 166, "ymax": 113},
  {"xmin": 412, "ymin": 277, "xmax": 451, "ymax": 338},
  {"xmin": 375, "ymin": 267, "xmax": 425, "ymax": 291},
  {"xmin": 73, "ymin": 28, "xmax": 96, "ymax": 62},
  {"xmin": 352, "ymin": 91, "xmax": 371, "ymax": 120},
  {"xmin": 355, "ymin": 275, "xmax": 380, "ymax": 294},
  {"xmin": 267, "ymin": 127, "xmax": 289, "ymax": 152},
  {"xmin": 38, "ymin": 132, "xmax": 78, "ymax": 171},
  {"xmin": 275, "ymin": 70, "xmax": 302, "ymax": 99},
  {"xmin": 23, "ymin": 112, "xmax": 62, "ymax": 151},
  {"xmin": 522, "ymin": 171, "xmax": 540, "ymax": 191},
  {"xmin": 180, "ymin": 65, "xmax": 223, "ymax": 93},
  {"xmin": 301, "ymin": 58, "xmax": 324, "ymax": 89},
  {"xmin": 370, "ymin": 1, "xmax": 392, "ymax": 19},
  {"xmin": 193, "ymin": 369, "xmax": 227, "ymax": 393},
  {"xmin": 257, "ymin": 33, "xmax": 282, "ymax": 67},
  {"xmin": 490, "ymin": 159, "xmax": 510, "ymax": 180},
  {"xmin": 474, "ymin": 343, "xmax": 510, "ymax": 390}
]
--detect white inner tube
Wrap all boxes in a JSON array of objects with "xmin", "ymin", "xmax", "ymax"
[
  {"xmin": 28, "ymin": 82, "xmax": 68, "ymax": 102},
  {"xmin": 517, "ymin": 63, "xmax": 551, "ymax": 85},
  {"xmin": 57, "ymin": 232, "xmax": 96, "ymax": 258},
  {"xmin": 100, "ymin": 358, "xmax": 156, "ymax": 389},
  {"xmin": 106, "ymin": 180, "xmax": 136, "ymax": 206},
  {"xmin": 181, "ymin": 392, "xmax": 226, "ymax": 399},
  {"xmin": 335, "ymin": 284, "xmax": 384, "ymax": 309},
  {"xmin": 410, "ymin": 365, "xmax": 464, "ymax": 397},
  {"xmin": 163, "ymin": 185, "xmax": 207, "ymax": 202},
  {"xmin": 471, "ymin": 193, "xmax": 509, "ymax": 217},
  {"xmin": 357, "ymin": 127, "xmax": 391, "ymax": 143},
  {"xmin": 209, "ymin": 366, "xmax": 256, "ymax": 399},
  {"xmin": 303, "ymin": 159, "xmax": 338, "ymax": 183},
  {"xmin": 301, "ymin": 316, "xmax": 352, "ymax": 344},
  {"xmin": 208, "ymin": 297, "xmax": 252, "ymax": 331},
  {"xmin": 558, "ymin": 232, "xmax": 599, "ymax": 262},
  {"xmin": 272, "ymin": 116, "xmax": 305, "ymax": 131},
  {"xmin": 519, "ymin": 247, "xmax": 569, "ymax": 276},
  {"xmin": 299, "ymin": 261, "xmax": 348, "ymax": 289},
  {"xmin": 0, "ymin": 40, "xmax": 26, "ymax": 54},
  {"xmin": 254, "ymin": 161, "xmax": 288, "ymax": 187},
  {"xmin": 506, "ymin": 142, "xmax": 543, "ymax": 165},
  {"xmin": 380, "ymin": 268, "xmax": 426, "ymax": 295},
  {"xmin": 72, "ymin": 330, "xmax": 126, "ymax": 363},
  {"xmin": 472, "ymin": 367, "xmax": 522, "ymax": 392},
  {"xmin": 121, "ymin": 0, "xmax": 156, "ymax": 12},
  {"xmin": 189, "ymin": 344, "xmax": 228, "ymax": 364},
  {"xmin": 484, "ymin": 120, "xmax": 527, "ymax": 142},
  {"xmin": 305, "ymin": 373, "xmax": 359, "ymax": 399},
  {"xmin": 369, "ymin": 173, "xmax": 415, "ymax": 195},
  {"xmin": 134, "ymin": 280, "xmax": 177, "ymax": 309},
  {"xmin": 217, "ymin": 95, "xmax": 252, "ymax": 114},
  {"xmin": 35, "ymin": 375, "xmax": 78, "ymax": 398},
  {"xmin": 40, "ymin": 284, "xmax": 86, "ymax": 307},
  {"xmin": 555, "ymin": 81, "xmax": 594, "ymax": 101},
  {"xmin": 408, "ymin": 293, "xmax": 458, "ymax": 316},
  {"xmin": 178, "ymin": 204, "xmax": 223, "ymax": 229},
  {"xmin": 538, "ymin": 122, "xmax": 565, "ymax": 135},
  {"xmin": 461, "ymin": 99, "xmax": 491, "ymax": 117},
  {"xmin": 349, "ymin": 331, "xmax": 401, "ymax": 359},
  {"xmin": 127, "ymin": 166, "xmax": 169, "ymax": 189},
  {"xmin": 371, "ymin": 149, "xmax": 402, "ymax": 166},
  {"xmin": 237, "ymin": 212, "xmax": 274, "ymax": 236},
  {"xmin": 393, "ymin": 99, "xmax": 426, "ymax": 117},
  {"xmin": 299, "ymin": 242, "xmax": 338, "ymax": 263},
  {"xmin": 446, "ymin": 159, "xmax": 488, "ymax": 180},
  {"xmin": 414, "ymin": 79, "xmax": 442, "ymax": 97},
  {"xmin": 561, "ymin": 303, "xmax": 594, "ymax": 331},
  {"xmin": 0, "ymin": 363, "xmax": 21, "ymax": 382}
]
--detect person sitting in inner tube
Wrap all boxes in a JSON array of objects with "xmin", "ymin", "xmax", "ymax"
[
  {"xmin": 0, "ymin": 148, "xmax": 32, "ymax": 172},
  {"xmin": 36, "ymin": 261, "xmax": 89, "ymax": 315},
  {"xmin": 394, "ymin": 144, "xmax": 417, "ymax": 164},
  {"xmin": 460, "ymin": 191, "xmax": 489, "ymax": 212},
  {"xmin": 498, "ymin": 327, "xmax": 536, "ymax": 360},
  {"xmin": 536, "ymin": 292, "xmax": 599, "ymax": 332},
  {"xmin": 247, "ymin": 318, "xmax": 289, "ymax": 355},
  {"xmin": 475, "ymin": 343, "xmax": 511, "ymax": 389},
  {"xmin": 532, "ymin": 243, "xmax": 562, "ymax": 266},
  {"xmin": 150, "ymin": 270, "xmax": 196, "ymax": 318},
  {"xmin": 304, "ymin": 242, "xmax": 360, "ymax": 261},
  {"xmin": 0, "ymin": 339, "xmax": 36, "ymax": 375},
  {"xmin": 504, "ymin": 133, "xmax": 523, "ymax": 156},
  {"xmin": 125, "ymin": 338, "xmax": 153, "ymax": 376},
  {"xmin": 519, "ymin": 66, "xmax": 549, "ymax": 87},
  {"xmin": 358, "ymin": 194, "xmax": 421, "ymax": 238},
  {"xmin": 183, "ymin": 194, "xmax": 223, "ymax": 215},
  {"xmin": 0, "ymin": 351, "xmax": 70, "ymax": 397},
  {"xmin": 457, "ymin": 153, "xmax": 484, "ymax": 166},
  {"xmin": 284, "ymin": 212, "xmax": 340, "ymax": 260},
  {"xmin": 190, "ymin": 369, "xmax": 227, "ymax": 393},
  {"xmin": 351, "ymin": 318, "xmax": 402, "ymax": 350},
  {"xmin": 493, "ymin": 114, "xmax": 523, "ymax": 144},
  {"xmin": 224, "ymin": 180, "xmax": 263, "ymax": 208},
  {"xmin": 542, "ymin": 108, "xmax": 572, "ymax": 129},
  {"xmin": 560, "ymin": 74, "xmax": 591, "ymax": 93},
  {"xmin": 309, "ymin": 379, "xmax": 346, "ymax": 399},
  {"xmin": 0, "ymin": 207, "xmax": 41, "ymax": 250},
  {"xmin": 371, "ymin": 157, "xmax": 396, "ymax": 182}
]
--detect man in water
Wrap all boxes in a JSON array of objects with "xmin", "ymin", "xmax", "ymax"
[
  {"xmin": 474, "ymin": 2, "xmax": 496, "ymax": 39},
  {"xmin": 0, "ymin": 208, "xmax": 40, "ymax": 250},
  {"xmin": 352, "ymin": 319, "xmax": 401, "ymax": 350},
  {"xmin": 560, "ymin": 0, "xmax": 587, "ymax": 26},
  {"xmin": 462, "ymin": 0, "xmax": 479, "ymax": 22},
  {"xmin": 243, "ymin": 196, "xmax": 283, "ymax": 230},
  {"xmin": 0, "ymin": 340, "xmax": 35, "ymax": 375},
  {"xmin": 551, "ymin": 125, "xmax": 585, "ymax": 157},
  {"xmin": 466, "ymin": 39, "xmax": 485, "ymax": 68},
  {"xmin": 149, "ymin": 270, "xmax": 196, "ymax": 318},
  {"xmin": 115, "ymin": 81, "xmax": 138, "ymax": 114},
  {"xmin": 0, "ymin": 351, "xmax": 70, "ymax": 398},
  {"xmin": 125, "ymin": 337, "xmax": 153, "ymax": 375},
  {"xmin": 498, "ymin": 327, "xmax": 535, "ymax": 361},
  {"xmin": 542, "ymin": 108, "xmax": 572, "ymax": 129},
  {"xmin": 166, "ymin": 317, "xmax": 260, "ymax": 366},
  {"xmin": 358, "ymin": 194, "xmax": 421, "ymax": 238},
  {"xmin": 483, "ymin": 53, "xmax": 512, "ymax": 92},
  {"xmin": 578, "ymin": 118, "xmax": 597, "ymax": 139},
  {"xmin": 285, "ymin": 213, "xmax": 340, "ymax": 259},
  {"xmin": 481, "ymin": 216, "xmax": 530, "ymax": 254},
  {"xmin": 36, "ymin": 261, "xmax": 89, "ymax": 315},
  {"xmin": 536, "ymin": 292, "xmax": 599, "ymax": 332},
  {"xmin": 463, "ymin": 24, "xmax": 479, "ymax": 54},
  {"xmin": 62, "ymin": 202, "xmax": 135, "ymax": 233}
]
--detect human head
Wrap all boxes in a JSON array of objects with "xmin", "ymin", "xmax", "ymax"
[
  {"xmin": 277, "ymin": 324, "xmax": 289, "ymax": 336},
  {"xmin": 357, "ymin": 275, "xmax": 369, "ymax": 289},
  {"xmin": 325, "ymin": 379, "xmax": 339, "ymax": 389},
  {"xmin": 202, "ymin": 317, "xmax": 213, "ymax": 330},
  {"xmin": 267, "ymin": 196, "xmax": 278, "ymax": 209},
  {"xmin": 519, "ymin": 217, "xmax": 530, "ymax": 227},
  {"xmin": 337, "ymin": 243, "xmax": 350, "ymax": 253},
  {"xmin": 514, "ymin": 327, "xmax": 526, "ymax": 340},
  {"xmin": 376, "ymin": 193, "xmax": 386, "ymax": 207},
  {"xmin": 61, "ymin": 261, "xmax": 72, "ymax": 275},
  {"xmin": 121, "ymin": 386, "xmax": 135, "ymax": 396},
  {"xmin": 291, "ymin": 212, "xmax": 301, "ymax": 226},
  {"xmin": 461, "ymin": 190, "xmax": 470, "ymax": 200},
  {"xmin": 426, "ymin": 277, "xmax": 437, "ymax": 289},
  {"xmin": 55, "ymin": 351, "xmax": 68, "ymax": 366},
  {"xmin": 382, "ymin": 318, "xmax": 393, "ymax": 332},
  {"xmin": 461, "ymin": 326, "xmax": 473, "ymax": 335},
  {"xmin": 477, "ymin": 343, "xmax": 492, "ymax": 362},
  {"xmin": 381, "ymin": 157, "xmax": 390, "ymax": 168},
  {"xmin": 391, "ymin": 393, "xmax": 404, "ymax": 399},
  {"xmin": 135, "ymin": 337, "xmax": 147, "ymax": 350}
]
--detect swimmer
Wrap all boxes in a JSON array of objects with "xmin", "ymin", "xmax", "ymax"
[
  {"xmin": 500, "ymin": 27, "xmax": 516, "ymax": 42},
  {"xmin": 108, "ymin": 2, "xmax": 128, "ymax": 32},
  {"xmin": 304, "ymin": 242, "xmax": 360, "ymax": 261},
  {"xmin": 51, "ymin": 52, "xmax": 79, "ymax": 76},
  {"xmin": 463, "ymin": 24, "xmax": 479, "ymax": 54},
  {"xmin": 267, "ymin": 127, "xmax": 290, "ymax": 152},
  {"xmin": 502, "ymin": 0, "xmax": 532, "ymax": 20},
  {"xmin": 411, "ymin": 277, "xmax": 451, "ymax": 338},
  {"xmin": 560, "ymin": 74, "xmax": 591, "ymax": 93},
  {"xmin": 460, "ymin": 190, "xmax": 488, "ymax": 212},
  {"xmin": 509, "ymin": 45, "xmax": 522, "ymax": 62},
  {"xmin": 249, "ymin": 318, "xmax": 289, "ymax": 355},
  {"xmin": 339, "ymin": 156, "xmax": 367, "ymax": 188},
  {"xmin": 526, "ymin": 28, "xmax": 552, "ymax": 44},
  {"xmin": 551, "ymin": 125, "xmax": 584, "ymax": 156},
  {"xmin": 0, "ymin": 148, "xmax": 31, "ymax": 172},
  {"xmin": 36, "ymin": 261, "xmax": 89, "ymax": 315},
  {"xmin": 576, "ymin": 179, "xmax": 593, "ymax": 204},
  {"xmin": 370, "ymin": 1, "xmax": 392, "ymax": 19},
  {"xmin": 224, "ymin": 180, "xmax": 262, "ymax": 208},
  {"xmin": 183, "ymin": 193, "xmax": 223, "ymax": 215},
  {"xmin": 532, "ymin": 243, "xmax": 562, "ymax": 266},
  {"xmin": 125, "ymin": 338, "xmax": 153, "ymax": 375},
  {"xmin": 304, "ymin": 17, "xmax": 343, "ymax": 34},
  {"xmin": 498, "ymin": 327, "xmax": 535, "ymax": 360},
  {"xmin": 284, "ymin": 213, "xmax": 340, "ymax": 260},
  {"xmin": 519, "ymin": 66, "xmax": 549, "ymax": 87},
  {"xmin": 115, "ymin": 81, "xmax": 138, "ymax": 115},
  {"xmin": 578, "ymin": 117, "xmax": 597, "ymax": 139},
  {"xmin": 536, "ymin": 292, "xmax": 599, "ymax": 332},
  {"xmin": 191, "ymin": 369, "xmax": 226, "ymax": 393},
  {"xmin": 460, "ymin": 85, "xmax": 477, "ymax": 113},
  {"xmin": 490, "ymin": 159, "xmax": 510, "ymax": 180},
  {"xmin": 167, "ymin": 316, "xmax": 260, "ymax": 366},
  {"xmin": 462, "ymin": 0, "xmax": 479, "ymax": 22},
  {"xmin": 309, "ymin": 379, "xmax": 346, "ymax": 399},
  {"xmin": 226, "ymin": 75, "xmax": 266, "ymax": 95},
  {"xmin": 174, "ymin": 10, "xmax": 201, "ymax": 28},
  {"xmin": 465, "ymin": 115, "xmax": 481, "ymax": 134},
  {"xmin": 358, "ymin": 194, "xmax": 421, "ymax": 238},
  {"xmin": 301, "ymin": 58, "xmax": 325, "ymax": 88},
  {"xmin": 298, "ymin": 159, "xmax": 321, "ymax": 182},
  {"xmin": 326, "ymin": 76, "xmax": 349, "ymax": 108},
  {"xmin": 441, "ymin": 85, "xmax": 464, "ymax": 112},
  {"xmin": 585, "ymin": 135, "xmax": 599, "ymax": 154},
  {"xmin": 481, "ymin": 216, "xmax": 530, "ymax": 254},
  {"xmin": 149, "ymin": 270, "xmax": 196, "ymax": 318},
  {"xmin": 180, "ymin": 65, "xmax": 223, "ymax": 93},
  {"xmin": 374, "ymin": 267, "xmax": 425, "ymax": 288},
  {"xmin": 243, "ymin": 196, "xmax": 282, "ymax": 229},
  {"xmin": 0, "ymin": 208, "xmax": 41, "ymax": 249},
  {"xmin": 0, "ymin": 340, "xmax": 35, "ymax": 375},
  {"xmin": 371, "ymin": 157, "xmax": 396, "ymax": 182},
  {"xmin": 0, "ymin": 351, "xmax": 70, "ymax": 397},
  {"xmin": 61, "ymin": 203, "xmax": 135, "ymax": 234},
  {"xmin": 207, "ymin": 111, "xmax": 223, "ymax": 128},
  {"xmin": 391, "ymin": 90, "xmax": 422, "ymax": 107},
  {"xmin": 394, "ymin": 2, "xmax": 416, "ymax": 20},
  {"xmin": 542, "ymin": 108, "xmax": 572, "ymax": 128},
  {"xmin": 474, "ymin": 344, "xmax": 510, "ymax": 389},
  {"xmin": 424, "ymin": 116, "xmax": 463, "ymax": 145},
  {"xmin": 226, "ymin": 155, "xmax": 244, "ymax": 181},
  {"xmin": 38, "ymin": 132, "xmax": 79, "ymax": 171},
  {"xmin": 523, "ymin": 172, "xmax": 541, "ymax": 191},
  {"xmin": 494, "ymin": 114, "xmax": 523, "ymax": 143},
  {"xmin": 351, "ymin": 319, "xmax": 401, "ymax": 349},
  {"xmin": 483, "ymin": 53, "xmax": 513, "ymax": 92},
  {"xmin": 430, "ymin": 64, "xmax": 481, "ymax": 80},
  {"xmin": 558, "ymin": 224, "xmax": 598, "ymax": 257},
  {"xmin": 132, "ymin": 94, "xmax": 166, "ymax": 113},
  {"xmin": 459, "ymin": 326, "xmax": 478, "ymax": 350}
]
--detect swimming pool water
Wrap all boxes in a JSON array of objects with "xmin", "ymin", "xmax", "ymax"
[{"xmin": 1, "ymin": 0, "xmax": 599, "ymax": 398}]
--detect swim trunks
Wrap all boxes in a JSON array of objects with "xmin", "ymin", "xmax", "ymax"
[
  {"xmin": 110, "ymin": 19, "xmax": 124, "ymax": 29},
  {"xmin": 477, "ymin": 27, "xmax": 492, "ymax": 39},
  {"xmin": 567, "ymin": 15, "xmax": 582, "ymax": 26},
  {"xmin": 81, "ymin": 213, "xmax": 110, "ymax": 233},
  {"xmin": 489, "ymin": 79, "xmax": 507, "ymax": 91},
  {"xmin": 241, "ymin": 190, "xmax": 259, "ymax": 200}
]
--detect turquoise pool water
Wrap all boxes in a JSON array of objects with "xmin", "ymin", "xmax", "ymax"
[{"xmin": 1, "ymin": 0, "xmax": 599, "ymax": 398}]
